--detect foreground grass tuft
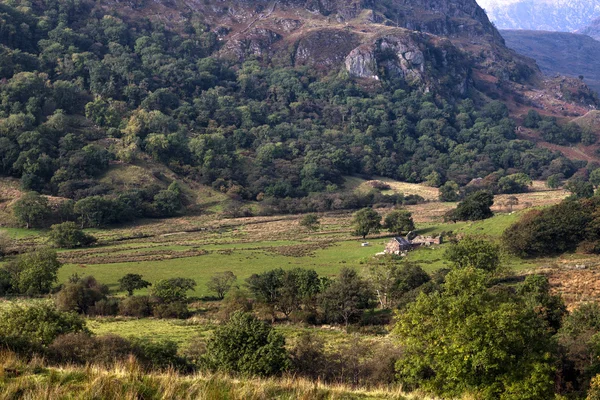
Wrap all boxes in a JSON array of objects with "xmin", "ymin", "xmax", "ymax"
[{"xmin": 0, "ymin": 352, "xmax": 424, "ymax": 400}]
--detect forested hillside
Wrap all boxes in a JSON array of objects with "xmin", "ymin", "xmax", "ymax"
[{"xmin": 0, "ymin": 0, "xmax": 594, "ymax": 225}]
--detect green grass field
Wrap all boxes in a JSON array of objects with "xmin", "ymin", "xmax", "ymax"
[{"xmin": 50, "ymin": 209, "xmax": 545, "ymax": 297}]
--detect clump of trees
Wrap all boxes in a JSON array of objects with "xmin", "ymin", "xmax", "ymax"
[
  {"xmin": 48, "ymin": 222, "xmax": 96, "ymax": 248},
  {"xmin": 0, "ymin": 248, "xmax": 61, "ymax": 295},
  {"xmin": 446, "ymin": 190, "xmax": 494, "ymax": 221},
  {"xmin": 503, "ymin": 198, "xmax": 598, "ymax": 257},
  {"xmin": 394, "ymin": 267, "xmax": 562, "ymax": 399}
]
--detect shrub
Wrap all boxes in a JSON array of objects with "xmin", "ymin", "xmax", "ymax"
[
  {"xmin": 204, "ymin": 311, "xmax": 289, "ymax": 376},
  {"xmin": 131, "ymin": 338, "xmax": 189, "ymax": 372},
  {"xmin": 118, "ymin": 295, "xmax": 153, "ymax": 317},
  {"xmin": 503, "ymin": 199, "xmax": 593, "ymax": 257},
  {"xmin": 48, "ymin": 222, "xmax": 96, "ymax": 249},
  {"xmin": 152, "ymin": 302, "xmax": 190, "ymax": 319},
  {"xmin": 55, "ymin": 276, "xmax": 108, "ymax": 314},
  {"xmin": 0, "ymin": 303, "xmax": 87, "ymax": 351},
  {"xmin": 218, "ymin": 288, "xmax": 252, "ymax": 321},
  {"xmin": 89, "ymin": 298, "xmax": 119, "ymax": 316},
  {"xmin": 12, "ymin": 192, "xmax": 51, "ymax": 229}
]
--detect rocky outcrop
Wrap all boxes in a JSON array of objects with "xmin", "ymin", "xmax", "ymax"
[
  {"xmin": 345, "ymin": 31, "xmax": 469, "ymax": 95},
  {"xmin": 345, "ymin": 46, "xmax": 379, "ymax": 79},
  {"xmin": 294, "ymin": 29, "xmax": 361, "ymax": 67},
  {"xmin": 221, "ymin": 28, "xmax": 282, "ymax": 59}
]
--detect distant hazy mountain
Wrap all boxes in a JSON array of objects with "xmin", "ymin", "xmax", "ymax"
[
  {"xmin": 578, "ymin": 17, "xmax": 600, "ymax": 40},
  {"xmin": 479, "ymin": 0, "xmax": 600, "ymax": 31},
  {"xmin": 502, "ymin": 29, "xmax": 600, "ymax": 92}
]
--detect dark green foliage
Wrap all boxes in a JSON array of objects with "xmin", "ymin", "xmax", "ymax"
[
  {"xmin": 439, "ymin": 180, "xmax": 460, "ymax": 202},
  {"xmin": 152, "ymin": 188, "xmax": 182, "ymax": 217},
  {"xmin": 246, "ymin": 268, "xmax": 323, "ymax": 317},
  {"xmin": 566, "ymin": 178, "xmax": 594, "ymax": 199},
  {"xmin": 130, "ymin": 338, "xmax": 190, "ymax": 372},
  {"xmin": 48, "ymin": 221, "xmax": 96, "ymax": 248},
  {"xmin": 394, "ymin": 268, "xmax": 557, "ymax": 399},
  {"xmin": 523, "ymin": 109, "xmax": 542, "ymax": 128},
  {"xmin": 503, "ymin": 198, "xmax": 596, "ymax": 257},
  {"xmin": 517, "ymin": 275, "xmax": 566, "ymax": 333},
  {"xmin": 54, "ymin": 275, "xmax": 109, "ymax": 314},
  {"xmin": 497, "ymin": 173, "xmax": 532, "ymax": 194},
  {"xmin": 0, "ymin": 303, "xmax": 87, "ymax": 349},
  {"xmin": 118, "ymin": 295, "xmax": 153, "ymax": 317},
  {"xmin": 368, "ymin": 258, "xmax": 431, "ymax": 308},
  {"xmin": 546, "ymin": 174, "xmax": 563, "ymax": 189},
  {"xmin": 12, "ymin": 192, "xmax": 51, "ymax": 228},
  {"xmin": 319, "ymin": 268, "xmax": 373, "ymax": 326},
  {"xmin": 448, "ymin": 190, "xmax": 494, "ymax": 221},
  {"xmin": 118, "ymin": 273, "xmax": 151, "ymax": 296},
  {"xmin": 0, "ymin": 0, "xmax": 572, "ymax": 220},
  {"xmin": 151, "ymin": 277, "xmax": 196, "ymax": 303},
  {"xmin": 383, "ymin": 210, "xmax": 415, "ymax": 236},
  {"xmin": 444, "ymin": 237, "xmax": 501, "ymax": 273},
  {"xmin": 4, "ymin": 248, "xmax": 61, "ymax": 295},
  {"xmin": 152, "ymin": 302, "xmax": 190, "ymax": 319},
  {"xmin": 204, "ymin": 311, "xmax": 289, "ymax": 377},
  {"xmin": 352, "ymin": 208, "xmax": 381, "ymax": 239}
]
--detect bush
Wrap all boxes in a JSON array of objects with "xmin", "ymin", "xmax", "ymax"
[
  {"xmin": 118, "ymin": 295, "xmax": 153, "ymax": 317},
  {"xmin": 204, "ymin": 311, "xmax": 289, "ymax": 376},
  {"xmin": 503, "ymin": 199, "xmax": 593, "ymax": 257},
  {"xmin": 48, "ymin": 222, "xmax": 96, "ymax": 249},
  {"xmin": 131, "ymin": 338, "xmax": 189, "ymax": 372},
  {"xmin": 89, "ymin": 298, "xmax": 119, "ymax": 316},
  {"xmin": 55, "ymin": 276, "xmax": 108, "ymax": 314},
  {"xmin": 0, "ymin": 303, "xmax": 87, "ymax": 351},
  {"xmin": 152, "ymin": 302, "xmax": 190, "ymax": 319},
  {"xmin": 218, "ymin": 288, "xmax": 252, "ymax": 321}
]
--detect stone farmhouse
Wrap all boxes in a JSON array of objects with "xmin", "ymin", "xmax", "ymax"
[{"xmin": 384, "ymin": 235, "xmax": 442, "ymax": 255}]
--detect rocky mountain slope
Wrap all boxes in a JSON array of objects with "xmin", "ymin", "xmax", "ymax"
[
  {"xmin": 478, "ymin": 0, "xmax": 600, "ymax": 32},
  {"xmin": 96, "ymin": 0, "xmax": 597, "ymax": 108},
  {"xmin": 501, "ymin": 30, "xmax": 600, "ymax": 93},
  {"xmin": 578, "ymin": 17, "xmax": 600, "ymax": 40}
]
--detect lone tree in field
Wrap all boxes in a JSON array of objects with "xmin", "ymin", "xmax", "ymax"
[
  {"xmin": 118, "ymin": 273, "xmax": 151, "ymax": 296},
  {"xmin": 299, "ymin": 214, "xmax": 320, "ymax": 231},
  {"xmin": 205, "ymin": 311, "xmax": 289, "ymax": 376},
  {"xmin": 48, "ymin": 222, "xmax": 96, "ymax": 249},
  {"xmin": 13, "ymin": 192, "xmax": 51, "ymax": 229},
  {"xmin": 352, "ymin": 208, "xmax": 381, "ymax": 239},
  {"xmin": 505, "ymin": 196, "xmax": 519, "ymax": 212},
  {"xmin": 207, "ymin": 271, "xmax": 237, "ymax": 299},
  {"xmin": 448, "ymin": 190, "xmax": 494, "ymax": 221},
  {"xmin": 152, "ymin": 277, "xmax": 196, "ymax": 303},
  {"xmin": 384, "ymin": 210, "xmax": 415, "ymax": 236}
]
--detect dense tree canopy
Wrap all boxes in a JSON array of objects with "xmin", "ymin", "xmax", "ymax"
[{"xmin": 0, "ymin": 0, "xmax": 578, "ymax": 225}]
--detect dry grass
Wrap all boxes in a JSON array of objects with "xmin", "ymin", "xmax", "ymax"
[{"xmin": 0, "ymin": 352, "xmax": 427, "ymax": 400}]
